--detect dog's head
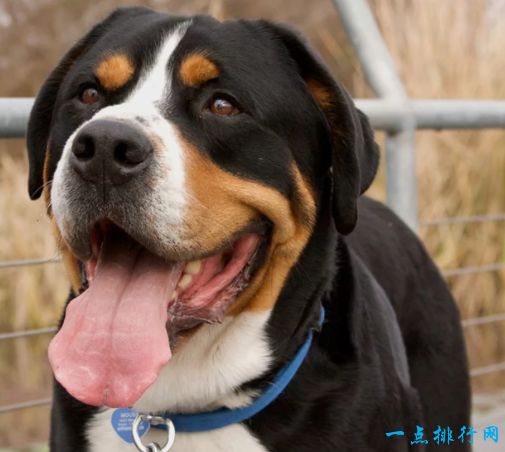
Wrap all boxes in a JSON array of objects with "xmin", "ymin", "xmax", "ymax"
[{"xmin": 27, "ymin": 8, "xmax": 378, "ymax": 410}]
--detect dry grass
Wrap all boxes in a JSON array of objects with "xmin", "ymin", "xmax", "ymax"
[
  {"xmin": 368, "ymin": 0, "xmax": 505, "ymax": 388},
  {"xmin": 0, "ymin": 0, "xmax": 504, "ymax": 447},
  {"xmin": 0, "ymin": 149, "xmax": 65, "ymax": 448}
]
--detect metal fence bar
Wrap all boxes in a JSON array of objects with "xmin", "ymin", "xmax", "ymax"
[
  {"xmin": 385, "ymin": 125, "xmax": 418, "ymax": 231},
  {"xmin": 331, "ymin": 0, "xmax": 419, "ymax": 230},
  {"xmin": 443, "ymin": 262, "xmax": 505, "ymax": 278},
  {"xmin": 5, "ymin": 98, "xmax": 505, "ymax": 135},
  {"xmin": 463, "ymin": 313, "xmax": 505, "ymax": 328},
  {"xmin": 470, "ymin": 361, "xmax": 505, "ymax": 377},
  {"xmin": 356, "ymin": 99, "xmax": 505, "ymax": 131},
  {"xmin": 0, "ymin": 98, "xmax": 33, "ymax": 138},
  {"xmin": 421, "ymin": 213, "xmax": 505, "ymax": 227},
  {"xmin": 0, "ymin": 326, "xmax": 57, "ymax": 341},
  {"xmin": 398, "ymin": 99, "xmax": 505, "ymax": 129},
  {"xmin": 0, "ymin": 398, "xmax": 51, "ymax": 414},
  {"xmin": 330, "ymin": 1, "xmax": 406, "ymax": 99},
  {"xmin": 0, "ymin": 256, "xmax": 61, "ymax": 269}
]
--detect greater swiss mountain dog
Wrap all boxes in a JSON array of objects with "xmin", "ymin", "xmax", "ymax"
[{"xmin": 26, "ymin": 7, "xmax": 471, "ymax": 451}]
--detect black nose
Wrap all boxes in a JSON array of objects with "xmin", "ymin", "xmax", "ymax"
[{"xmin": 70, "ymin": 120, "xmax": 153, "ymax": 186}]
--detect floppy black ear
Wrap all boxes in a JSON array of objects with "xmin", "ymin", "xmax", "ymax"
[
  {"xmin": 261, "ymin": 22, "xmax": 379, "ymax": 234},
  {"xmin": 27, "ymin": 36, "xmax": 93, "ymax": 200},
  {"xmin": 26, "ymin": 7, "xmax": 152, "ymax": 200}
]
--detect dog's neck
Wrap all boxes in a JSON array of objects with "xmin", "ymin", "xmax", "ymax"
[{"xmin": 131, "ymin": 310, "xmax": 273, "ymax": 414}]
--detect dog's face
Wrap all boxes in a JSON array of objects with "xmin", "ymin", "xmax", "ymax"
[{"xmin": 27, "ymin": 8, "xmax": 378, "ymax": 410}]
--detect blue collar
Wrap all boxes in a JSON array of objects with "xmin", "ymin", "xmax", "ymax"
[{"xmin": 148, "ymin": 305, "xmax": 325, "ymax": 433}]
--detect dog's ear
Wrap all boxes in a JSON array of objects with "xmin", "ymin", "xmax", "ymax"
[
  {"xmin": 261, "ymin": 22, "xmax": 379, "ymax": 234},
  {"xmin": 26, "ymin": 7, "xmax": 151, "ymax": 200}
]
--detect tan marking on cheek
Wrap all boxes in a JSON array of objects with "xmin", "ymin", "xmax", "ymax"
[
  {"xmin": 49, "ymin": 218, "xmax": 81, "ymax": 294},
  {"xmin": 42, "ymin": 148, "xmax": 51, "ymax": 207},
  {"xmin": 306, "ymin": 79, "xmax": 333, "ymax": 109},
  {"xmin": 42, "ymin": 150, "xmax": 81, "ymax": 293},
  {"xmin": 291, "ymin": 165, "xmax": 317, "ymax": 227},
  {"xmin": 231, "ymin": 166, "xmax": 316, "ymax": 314},
  {"xmin": 179, "ymin": 53, "xmax": 219, "ymax": 87},
  {"xmin": 183, "ymin": 140, "xmax": 316, "ymax": 314},
  {"xmin": 95, "ymin": 54, "xmax": 135, "ymax": 91},
  {"xmin": 184, "ymin": 148, "xmax": 258, "ymax": 249}
]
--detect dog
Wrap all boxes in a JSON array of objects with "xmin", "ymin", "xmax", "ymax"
[{"xmin": 26, "ymin": 7, "xmax": 471, "ymax": 451}]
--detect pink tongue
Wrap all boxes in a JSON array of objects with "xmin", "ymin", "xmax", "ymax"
[{"xmin": 48, "ymin": 232, "xmax": 183, "ymax": 408}]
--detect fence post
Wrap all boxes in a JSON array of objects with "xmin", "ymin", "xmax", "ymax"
[{"xmin": 331, "ymin": 0, "xmax": 418, "ymax": 231}]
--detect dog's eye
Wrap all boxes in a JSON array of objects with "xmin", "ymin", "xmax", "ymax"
[
  {"xmin": 208, "ymin": 97, "xmax": 240, "ymax": 116},
  {"xmin": 79, "ymin": 87, "xmax": 100, "ymax": 105}
]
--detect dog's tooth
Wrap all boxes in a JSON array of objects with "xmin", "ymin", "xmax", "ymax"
[
  {"xmin": 178, "ymin": 274, "xmax": 193, "ymax": 290},
  {"xmin": 185, "ymin": 260, "xmax": 202, "ymax": 275}
]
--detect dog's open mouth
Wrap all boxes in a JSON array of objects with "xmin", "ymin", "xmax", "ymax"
[{"xmin": 48, "ymin": 220, "xmax": 266, "ymax": 408}]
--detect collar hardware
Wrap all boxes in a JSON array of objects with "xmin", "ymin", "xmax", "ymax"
[{"xmin": 132, "ymin": 414, "xmax": 175, "ymax": 452}]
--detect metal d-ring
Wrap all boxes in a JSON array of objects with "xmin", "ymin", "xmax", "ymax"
[{"xmin": 132, "ymin": 413, "xmax": 175, "ymax": 452}]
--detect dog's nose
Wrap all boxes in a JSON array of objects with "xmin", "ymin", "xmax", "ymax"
[{"xmin": 70, "ymin": 120, "xmax": 152, "ymax": 186}]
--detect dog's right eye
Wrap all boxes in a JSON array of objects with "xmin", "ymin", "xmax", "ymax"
[{"xmin": 79, "ymin": 87, "xmax": 101, "ymax": 105}]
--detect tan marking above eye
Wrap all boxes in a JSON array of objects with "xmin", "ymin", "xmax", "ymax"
[
  {"xmin": 179, "ymin": 53, "xmax": 220, "ymax": 87},
  {"xmin": 95, "ymin": 53, "xmax": 135, "ymax": 91}
]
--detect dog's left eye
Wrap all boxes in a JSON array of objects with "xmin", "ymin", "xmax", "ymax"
[{"xmin": 208, "ymin": 97, "xmax": 241, "ymax": 116}]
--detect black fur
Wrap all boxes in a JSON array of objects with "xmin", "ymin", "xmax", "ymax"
[{"xmin": 27, "ymin": 8, "xmax": 470, "ymax": 451}]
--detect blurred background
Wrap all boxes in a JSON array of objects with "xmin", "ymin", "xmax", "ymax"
[{"xmin": 0, "ymin": 0, "xmax": 504, "ymax": 449}]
